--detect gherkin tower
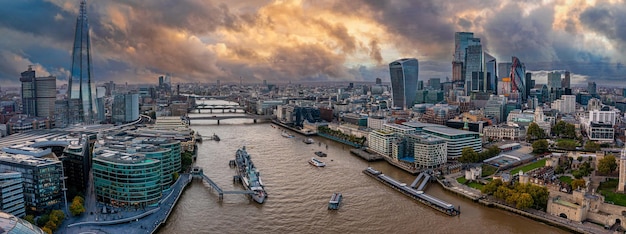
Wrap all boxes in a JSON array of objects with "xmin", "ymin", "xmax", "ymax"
[{"xmin": 68, "ymin": 0, "xmax": 97, "ymax": 124}]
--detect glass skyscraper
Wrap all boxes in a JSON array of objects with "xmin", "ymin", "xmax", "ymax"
[
  {"xmin": 484, "ymin": 52, "xmax": 497, "ymax": 93},
  {"xmin": 389, "ymin": 58, "xmax": 419, "ymax": 109},
  {"xmin": 511, "ymin": 57, "xmax": 526, "ymax": 102},
  {"xmin": 68, "ymin": 0, "xmax": 97, "ymax": 124},
  {"xmin": 452, "ymin": 32, "xmax": 475, "ymax": 84}
]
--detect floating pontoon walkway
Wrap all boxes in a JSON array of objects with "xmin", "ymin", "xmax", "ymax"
[
  {"xmin": 363, "ymin": 167, "xmax": 459, "ymax": 216},
  {"xmin": 191, "ymin": 167, "xmax": 254, "ymax": 201}
]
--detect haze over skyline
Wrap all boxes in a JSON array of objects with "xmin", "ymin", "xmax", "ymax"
[{"xmin": 0, "ymin": 0, "xmax": 625, "ymax": 86}]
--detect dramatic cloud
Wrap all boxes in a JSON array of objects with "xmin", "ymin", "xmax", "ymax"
[{"xmin": 0, "ymin": 0, "xmax": 624, "ymax": 86}]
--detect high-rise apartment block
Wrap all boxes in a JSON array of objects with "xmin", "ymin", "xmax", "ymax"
[{"xmin": 389, "ymin": 58, "xmax": 419, "ymax": 109}]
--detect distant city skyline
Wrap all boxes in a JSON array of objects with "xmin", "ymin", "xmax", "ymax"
[{"xmin": 0, "ymin": 1, "xmax": 624, "ymax": 86}]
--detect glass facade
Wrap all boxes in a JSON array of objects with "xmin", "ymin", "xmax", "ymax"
[
  {"xmin": 484, "ymin": 52, "xmax": 497, "ymax": 92},
  {"xmin": 93, "ymin": 152, "xmax": 162, "ymax": 207},
  {"xmin": 0, "ymin": 172, "xmax": 25, "ymax": 217},
  {"xmin": 0, "ymin": 154, "xmax": 62, "ymax": 213},
  {"xmin": 511, "ymin": 57, "xmax": 526, "ymax": 102},
  {"xmin": 68, "ymin": 0, "xmax": 97, "ymax": 124},
  {"xmin": 464, "ymin": 40, "xmax": 483, "ymax": 84},
  {"xmin": 389, "ymin": 58, "xmax": 419, "ymax": 109},
  {"xmin": 112, "ymin": 93, "xmax": 139, "ymax": 123}
]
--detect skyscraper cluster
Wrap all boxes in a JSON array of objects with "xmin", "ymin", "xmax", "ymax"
[{"xmin": 452, "ymin": 32, "xmax": 496, "ymax": 94}]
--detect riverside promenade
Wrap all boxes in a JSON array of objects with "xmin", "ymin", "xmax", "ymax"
[
  {"xmin": 441, "ymin": 172, "xmax": 609, "ymax": 234},
  {"xmin": 57, "ymin": 174, "xmax": 193, "ymax": 234}
]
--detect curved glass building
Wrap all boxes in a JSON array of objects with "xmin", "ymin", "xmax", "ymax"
[
  {"xmin": 511, "ymin": 57, "xmax": 526, "ymax": 102},
  {"xmin": 93, "ymin": 150, "xmax": 162, "ymax": 207},
  {"xmin": 389, "ymin": 58, "xmax": 419, "ymax": 110}
]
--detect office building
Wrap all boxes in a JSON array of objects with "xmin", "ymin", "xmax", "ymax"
[
  {"xmin": 510, "ymin": 57, "xmax": 526, "ymax": 102},
  {"xmin": 68, "ymin": 0, "xmax": 98, "ymax": 124},
  {"xmin": 453, "ymin": 32, "xmax": 475, "ymax": 83},
  {"xmin": 98, "ymin": 136, "xmax": 181, "ymax": 191},
  {"xmin": 429, "ymin": 78, "xmax": 441, "ymax": 90},
  {"xmin": 367, "ymin": 116, "xmax": 386, "ymax": 130},
  {"xmin": 368, "ymin": 130, "xmax": 397, "ymax": 157},
  {"xmin": 0, "ymin": 171, "xmax": 25, "ymax": 217},
  {"xmin": 562, "ymin": 71, "xmax": 571, "ymax": 89},
  {"xmin": 588, "ymin": 82, "xmax": 597, "ymax": 96},
  {"xmin": 498, "ymin": 62, "xmax": 512, "ymax": 83},
  {"xmin": 112, "ymin": 93, "xmax": 139, "ymax": 124},
  {"xmin": 484, "ymin": 52, "xmax": 497, "ymax": 92},
  {"xmin": 19, "ymin": 67, "xmax": 56, "ymax": 118},
  {"xmin": 92, "ymin": 150, "xmax": 162, "ymax": 207},
  {"xmin": 552, "ymin": 95, "xmax": 576, "ymax": 114},
  {"xmin": 484, "ymin": 95, "xmax": 507, "ymax": 123},
  {"xmin": 404, "ymin": 134, "xmax": 448, "ymax": 169},
  {"xmin": 389, "ymin": 58, "xmax": 419, "ymax": 109},
  {"xmin": 464, "ymin": 40, "xmax": 483, "ymax": 86},
  {"xmin": 483, "ymin": 125, "xmax": 526, "ymax": 141},
  {"xmin": 547, "ymin": 72, "xmax": 561, "ymax": 90},
  {"xmin": 0, "ymin": 153, "xmax": 63, "ymax": 213}
]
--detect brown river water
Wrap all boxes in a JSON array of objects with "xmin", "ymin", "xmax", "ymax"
[{"xmin": 158, "ymin": 101, "xmax": 566, "ymax": 234}]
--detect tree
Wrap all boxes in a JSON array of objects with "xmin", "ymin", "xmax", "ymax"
[
  {"xmin": 37, "ymin": 214, "xmax": 50, "ymax": 227},
  {"xmin": 532, "ymin": 139, "xmax": 549, "ymax": 154},
  {"xmin": 571, "ymin": 179, "xmax": 586, "ymax": 190},
  {"xmin": 24, "ymin": 215, "xmax": 35, "ymax": 224},
  {"xmin": 42, "ymin": 227, "xmax": 52, "ymax": 234},
  {"xmin": 516, "ymin": 193, "xmax": 534, "ymax": 209},
  {"xmin": 70, "ymin": 196, "xmax": 85, "ymax": 216},
  {"xmin": 181, "ymin": 151, "xmax": 193, "ymax": 172},
  {"xmin": 552, "ymin": 121, "xmax": 567, "ymax": 137},
  {"xmin": 481, "ymin": 179, "xmax": 503, "ymax": 195},
  {"xmin": 584, "ymin": 141, "xmax": 601, "ymax": 152},
  {"xmin": 598, "ymin": 154, "xmax": 618, "ymax": 175},
  {"xmin": 527, "ymin": 122, "xmax": 545, "ymax": 141},
  {"xmin": 564, "ymin": 124, "xmax": 576, "ymax": 139},
  {"xmin": 459, "ymin": 147, "xmax": 479, "ymax": 163}
]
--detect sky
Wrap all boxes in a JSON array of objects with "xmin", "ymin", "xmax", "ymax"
[{"xmin": 0, "ymin": 0, "xmax": 625, "ymax": 86}]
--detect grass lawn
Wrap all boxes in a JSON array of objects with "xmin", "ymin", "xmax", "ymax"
[
  {"xmin": 457, "ymin": 177, "xmax": 467, "ymax": 184},
  {"xmin": 510, "ymin": 158, "xmax": 547, "ymax": 175},
  {"xmin": 467, "ymin": 182, "xmax": 484, "ymax": 190},
  {"xmin": 558, "ymin": 176, "xmax": 573, "ymax": 185},
  {"xmin": 598, "ymin": 179, "xmax": 626, "ymax": 206},
  {"xmin": 482, "ymin": 164, "xmax": 498, "ymax": 177}
]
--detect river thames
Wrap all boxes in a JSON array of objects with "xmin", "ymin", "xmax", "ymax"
[{"xmin": 158, "ymin": 100, "xmax": 566, "ymax": 234}]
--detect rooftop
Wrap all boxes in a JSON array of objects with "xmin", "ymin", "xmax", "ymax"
[
  {"xmin": 422, "ymin": 126, "xmax": 478, "ymax": 136},
  {"xmin": 0, "ymin": 153, "xmax": 60, "ymax": 167},
  {"xmin": 401, "ymin": 121, "xmax": 440, "ymax": 129}
]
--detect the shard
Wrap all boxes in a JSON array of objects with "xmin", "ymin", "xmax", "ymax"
[{"xmin": 68, "ymin": 0, "xmax": 97, "ymax": 124}]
